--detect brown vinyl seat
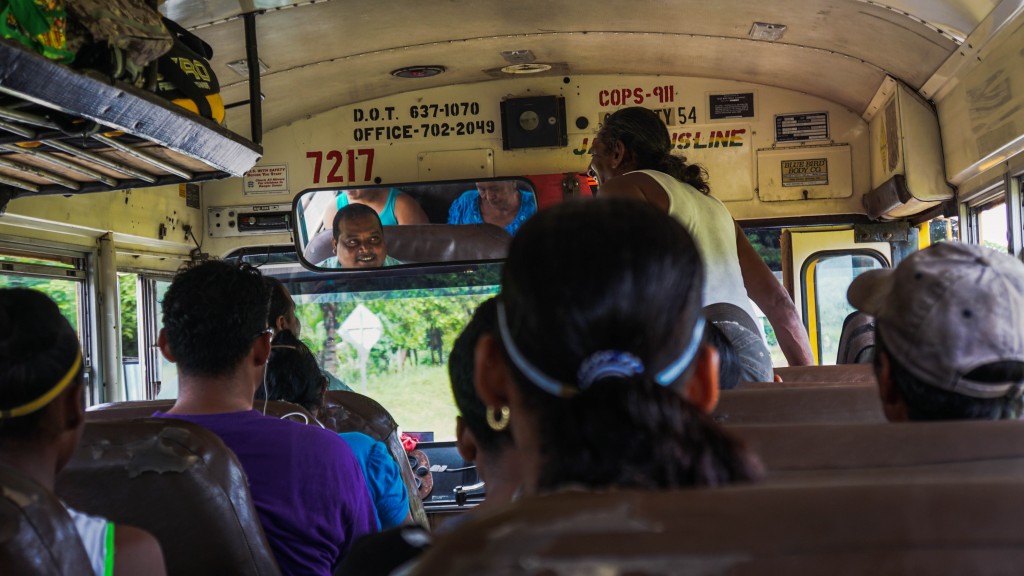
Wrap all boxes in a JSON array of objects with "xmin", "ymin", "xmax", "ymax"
[
  {"xmin": 321, "ymin": 390, "xmax": 428, "ymax": 527},
  {"xmin": 55, "ymin": 418, "xmax": 281, "ymax": 576},
  {"xmin": 87, "ymin": 399, "xmax": 315, "ymax": 424},
  {"xmin": 0, "ymin": 463, "xmax": 92, "ymax": 576},
  {"xmin": 733, "ymin": 419, "xmax": 1024, "ymax": 484},
  {"xmin": 713, "ymin": 384, "xmax": 885, "ymax": 425},
  {"xmin": 303, "ymin": 223, "xmax": 511, "ymax": 266},
  {"xmin": 836, "ymin": 310, "xmax": 876, "ymax": 364},
  {"xmin": 414, "ymin": 481, "xmax": 1024, "ymax": 575},
  {"xmin": 772, "ymin": 363, "xmax": 876, "ymax": 384}
]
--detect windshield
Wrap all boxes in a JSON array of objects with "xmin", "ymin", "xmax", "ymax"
[{"xmin": 275, "ymin": 263, "xmax": 501, "ymax": 441}]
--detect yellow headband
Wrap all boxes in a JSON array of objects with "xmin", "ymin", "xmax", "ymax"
[{"xmin": 0, "ymin": 350, "xmax": 82, "ymax": 419}]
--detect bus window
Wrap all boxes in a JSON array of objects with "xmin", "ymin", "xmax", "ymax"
[
  {"xmin": 976, "ymin": 199, "xmax": 1009, "ymax": 253},
  {"xmin": 152, "ymin": 279, "xmax": 178, "ymax": 401},
  {"xmin": 801, "ymin": 251, "xmax": 887, "ymax": 365},
  {"xmin": 118, "ymin": 273, "xmax": 143, "ymax": 400},
  {"xmin": 0, "ymin": 249, "xmax": 94, "ymax": 400}
]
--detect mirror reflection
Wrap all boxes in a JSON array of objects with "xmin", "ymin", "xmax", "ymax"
[{"xmin": 296, "ymin": 177, "xmax": 591, "ymax": 271}]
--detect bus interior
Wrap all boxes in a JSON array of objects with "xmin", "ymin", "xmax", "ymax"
[{"xmin": 1, "ymin": 0, "xmax": 1024, "ymax": 573}]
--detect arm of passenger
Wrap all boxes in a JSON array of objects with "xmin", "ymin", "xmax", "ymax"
[
  {"xmin": 113, "ymin": 524, "xmax": 166, "ymax": 576},
  {"xmin": 734, "ymin": 223, "xmax": 815, "ymax": 366},
  {"xmin": 322, "ymin": 193, "xmax": 339, "ymax": 232},
  {"xmin": 366, "ymin": 440, "xmax": 412, "ymax": 530},
  {"xmin": 394, "ymin": 193, "xmax": 429, "ymax": 225}
]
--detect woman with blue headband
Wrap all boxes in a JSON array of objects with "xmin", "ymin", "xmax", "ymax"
[
  {"xmin": 474, "ymin": 199, "xmax": 761, "ymax": 492},
  {"xmin": 0, "ymin": 288, "xmax": 166, "ymax": 576}
]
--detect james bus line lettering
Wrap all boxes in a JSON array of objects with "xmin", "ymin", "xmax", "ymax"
[
  {"xmin": 672, "ymin": 129, "xmax": 747, "ymax": 150},
  {"xmin": 572, "ymin": 128, "xmax": 746, "ymax": 156},
  {"xmin": 597, "ymin": 85, "xmax": 676, "ymax": 107},
  {"xmin": 305, "ymin": 149, "xmax": 376, "ymax": 184}
]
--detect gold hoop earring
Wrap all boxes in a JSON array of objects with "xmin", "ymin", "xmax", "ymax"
[{"xmin": 486, "ymin": 405, "xmax": 510, "ymax": 432}]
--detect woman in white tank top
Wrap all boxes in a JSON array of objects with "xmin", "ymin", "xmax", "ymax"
[{"xmin": 586, "ymin": 107, "xmax": 814, "ymax": 380}]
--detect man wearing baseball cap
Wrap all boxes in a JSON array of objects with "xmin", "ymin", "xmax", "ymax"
[{"xmin": 847, "ymin": 242, "xmax": 1024, "ymax": 422}]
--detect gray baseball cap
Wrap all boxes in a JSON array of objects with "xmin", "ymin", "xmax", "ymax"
[{"xmin": 847, "ymin": 242, "xmax": 1024, "ymax": 399}]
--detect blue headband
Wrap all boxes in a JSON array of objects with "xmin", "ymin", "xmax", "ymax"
[{"xmin": 496, "ymin": 300, "xmax": 705, "ymax": 396}]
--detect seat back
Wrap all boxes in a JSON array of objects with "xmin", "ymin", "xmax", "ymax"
[
  {"xmin": 734, "ymin": 419, "xmax": 1024, "ymax": 484},
  {"xmin": 772, "ymin": 363, "xmax": 876, "ymax": 384},
  {"xmin": 321, "ymin": 390, "xmax": 428, "ymax": 527},
  {"xmin": 415, "ymin": 481, "xmax": 1024, "ymax": 575},
  {"xmin": 0, "ymin": 463, "xmax": 91, "ymax": 576},
  {"xmin": 303, "ymin": 223, "xmax": 511, "ymax": 265},
  {"xmin": 836, "ymin": 310, "xmax": 876, "ymax": 364},
  {"xmin": 713, "ymin": 384, "xmax": 885, "ymax": 425},
  {"xmin": 56, "ymin": 419, "xmax": 281, "ymax": 576},
  {"xmin": 87, "ymin": 399, "xmax": 314, "ymax": 424}
]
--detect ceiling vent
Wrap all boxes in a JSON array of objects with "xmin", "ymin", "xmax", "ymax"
[{"xmin": 749, "ymin": 22, "xmax": 787, "ymax": 41}]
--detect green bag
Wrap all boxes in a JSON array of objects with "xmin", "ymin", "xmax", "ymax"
[{"xmin": 0, "ymin": 0, "xmax": 74, "ymax": 62}]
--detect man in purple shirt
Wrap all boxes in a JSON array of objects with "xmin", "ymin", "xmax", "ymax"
[{"xmin": 153, "ymin": 261, "xmax": 376, "ymax": 575}]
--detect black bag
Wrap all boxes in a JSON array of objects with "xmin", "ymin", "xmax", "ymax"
[{"xmin": 155, "ymin": 17, "xmax": 224, "ymax": 124}]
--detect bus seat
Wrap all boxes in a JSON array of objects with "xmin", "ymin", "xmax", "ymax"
[
  {"xmin": 321, "ymin": 390, "xmax": 428, "ymax": 528},
  {"xmin": 414, "ymin": 481, "xmax": 1024, "ymax": 575},
  {"xmin": 303, "ymin": 224, "xmax": 511, "ymax": 266},
  {"xmin": 0, "ymin": 463, "xmax": 92, "ymax": 576},
  {"xmin": 55, "ymin": 419, "xmax": 281, "ymax": 576},
  {"xmin": 836, "ymin": 311, "xmax": 876, "ymax": 364},
  {"xmin": 713, "ymin": 384, "xmax": 884, "ymax": 425},
  {"xmin": 734, "ymin": 420, "xmax": 1024, "ymax": 484},
  {"xmin": 736, "ymin": 380, "xmax": 865, "ymax": 390},
  {"xmin": 87, "ymin": 399, "xmax": 315, "ymax": 424},
  {"xmin": 772, "ymin": 363, "xmax": 876, "ymax": 384}
]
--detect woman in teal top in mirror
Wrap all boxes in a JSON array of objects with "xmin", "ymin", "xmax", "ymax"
[
  {"xmin": 448, "ymin": 180, "xmax": 537, "ymax": 235},
  {"xmin": 321, "ymin": 187, "xmax": 429, "ymax": 231},
  {"xmin": 318, "ymin": 204, "xmax": 401, "ymax": 268}
]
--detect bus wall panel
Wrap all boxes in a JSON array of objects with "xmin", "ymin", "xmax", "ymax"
[{"xmin": 202, "ymin": 75, "xmax": 871, "ymax": 257}]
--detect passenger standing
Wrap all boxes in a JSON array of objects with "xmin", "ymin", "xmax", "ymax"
[
  {"xmin": 0, "ymin": 288, "xmax": 166, "ymax": 576},
  {"xmin": 848, "ymin": 242, "xmax": 1024, "ymax": 421},
  {"xmin": 589, "ymin": 106, "xmax": 814, "ymax": 379},
  {"xmin": 153, "ymin": 261, "xmax": 376, "ymax": 575}
]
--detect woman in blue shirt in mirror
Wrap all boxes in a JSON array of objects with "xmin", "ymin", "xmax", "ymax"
[{"xmin": 448, "ymin": 180, "xmax": 537, "ymax": 235}]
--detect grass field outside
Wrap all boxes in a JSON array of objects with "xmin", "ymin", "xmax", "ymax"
[{"xmin": 341, "ymin": 364, "xmax": 459, "ymax": 441}]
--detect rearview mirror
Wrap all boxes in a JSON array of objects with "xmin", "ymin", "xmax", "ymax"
[{"xmin": 293, "ymin": 178, "xmax": 540, "ymax": 271}]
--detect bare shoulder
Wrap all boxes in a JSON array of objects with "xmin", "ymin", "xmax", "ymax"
[
  {"xmin": 113, "ymin": 524, "xmax": 166, "ymax": 576},
  {"xmin": 600, "ymin": 172, "xmax": 669, "ymax": 211},
  {"xmin": 598, "ymin": 172, "xmax": 652, "ymax": 200}
]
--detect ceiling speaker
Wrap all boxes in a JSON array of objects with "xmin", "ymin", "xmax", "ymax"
[{"xmin": 500, "ymin": 96, "xmax": 567, "ymax": 150}]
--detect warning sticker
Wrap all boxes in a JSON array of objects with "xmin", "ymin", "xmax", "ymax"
[
  {"xmin": 781, "ymin": 158, "xmax": 829, "ymax": 187},
  {"xmin": 243, "ymin": 164, "xmax": 289, "ymax": 195}
]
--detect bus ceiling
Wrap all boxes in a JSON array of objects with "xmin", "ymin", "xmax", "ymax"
[{"xmin": 161, "ymin": 0, "xmax": 1005, "ymax": 134}]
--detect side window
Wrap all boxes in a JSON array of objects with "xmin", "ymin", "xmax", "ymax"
[
  {"xmin": 0, "ymin": 250, "xmax": 94, "ymax": 401},
  {"xmin": 151, "ymin": 279, "xmax": 177, "ymax": 400},
  {"xmin": 801, "ymin": 251, "xmax": 887, "ymax": 365},
  {"xmin": 975, "ymin": 198, "xmax": 1009, "ymax": 252}
]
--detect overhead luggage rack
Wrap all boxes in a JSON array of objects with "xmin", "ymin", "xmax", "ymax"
[{"xmin": 0, "ymin": 38, "xmax": 262, "ymax": 210}]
